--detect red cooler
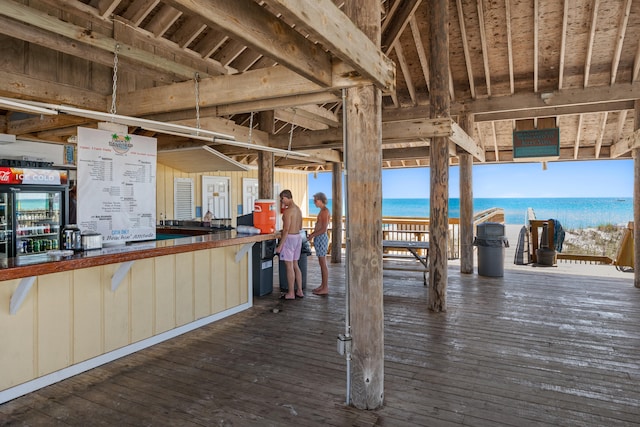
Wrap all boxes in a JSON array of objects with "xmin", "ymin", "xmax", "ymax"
[{"xmin": 253, "ymin": 199, "xmax": 276, "ymax": 234}]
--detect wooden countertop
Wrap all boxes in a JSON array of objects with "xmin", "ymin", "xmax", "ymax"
[{"xmin": 0, "ymin": 232, "xmax": 277, "ymax": 281}]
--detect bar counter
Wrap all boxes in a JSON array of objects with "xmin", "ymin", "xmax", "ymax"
[
  {"xmin": 1, "ymin": 230, "xmax": 277, "ymax": 403},
  {"xmin": 0, "ymin": 231, "xmax": 277, "ymax": 281}
]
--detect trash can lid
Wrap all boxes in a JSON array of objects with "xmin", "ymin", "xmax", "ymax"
[{"xmin": 476, "ymin": 222, "xmax": 505, "ymax": 238}]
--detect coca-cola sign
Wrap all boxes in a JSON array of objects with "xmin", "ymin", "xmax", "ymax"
[{"xmin": 0, "ymin": 167, "xmax": 68, "ymax": 185}]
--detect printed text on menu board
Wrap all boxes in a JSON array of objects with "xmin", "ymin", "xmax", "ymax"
[{"xmin": 77, "ymin": 127, "xmax": 157, "ymax": 243}]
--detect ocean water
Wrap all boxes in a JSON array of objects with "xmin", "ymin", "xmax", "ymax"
[{"xmin": 308, "ymin": 197, "xmax": 633, "ymax": 229}]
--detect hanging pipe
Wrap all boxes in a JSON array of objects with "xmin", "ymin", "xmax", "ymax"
[{"xmin": 341, "ymin": 88, "xmax": 352, "ymax": 405}]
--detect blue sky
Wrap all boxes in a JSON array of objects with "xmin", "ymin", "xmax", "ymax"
[{"xmin": 308, "ymin": 159, "xmax": 634, "ymax": 198}]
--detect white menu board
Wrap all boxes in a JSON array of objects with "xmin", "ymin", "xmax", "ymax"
[{"xmin": 77, "ymin": 127, "xmax": 157, "ymax": 243}]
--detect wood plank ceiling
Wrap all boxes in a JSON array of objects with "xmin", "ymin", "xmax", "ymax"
[{"xmin": 0, "ymin": 0, "xmax": 639, "ymax": 171}]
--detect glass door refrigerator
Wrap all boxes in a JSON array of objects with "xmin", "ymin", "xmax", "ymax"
[{"xmin": 0, "ymin": 168, "xmax": 69, "ymax": 259}]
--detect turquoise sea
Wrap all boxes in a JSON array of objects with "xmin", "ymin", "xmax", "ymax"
[{"xmin": 308, "ymin": 197, "xmax": 633, "ymax": 229}]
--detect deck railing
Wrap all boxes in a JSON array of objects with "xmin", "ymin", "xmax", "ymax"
[{"xmin": 303, "ymin": 207, "xmax": 505, "ymax": 260}]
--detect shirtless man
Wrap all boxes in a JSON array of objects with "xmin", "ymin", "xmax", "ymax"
[
  {"xmin": 308, "ymin": 192, "xmax": 330, "ymax": 295},
  {"xmin": 276, "ymin": 189, "xmax": 304, "ymax": 299}
]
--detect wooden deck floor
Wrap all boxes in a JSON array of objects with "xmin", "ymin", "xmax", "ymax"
[{"xmin": 1, "ymin": 256, "xmax": 639, "ymax": 426}]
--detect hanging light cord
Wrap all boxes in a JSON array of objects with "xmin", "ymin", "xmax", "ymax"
[
  {"xmin": 194, "ymin": 72, "xmax": 201, "ymax": 132},
  {"xmin": 248, "ymin": 111, "xmax": 254, "ymax": 144},
  {"xmin": 288, "ymin": 123, "xmax": 297, "ymax": 152},
  {"xmin": 110, "ymin": 44, "xmax": 119, "ymax": 118}
]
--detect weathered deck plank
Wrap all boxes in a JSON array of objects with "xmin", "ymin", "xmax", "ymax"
[{"xmin": 1, "ymin": 257, "xmax": 639, "ymax": 426}]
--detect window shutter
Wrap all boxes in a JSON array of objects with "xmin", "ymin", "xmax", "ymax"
[{"xmin": 174, "ymin": 178, "xmax": 194, "ymax": 220}]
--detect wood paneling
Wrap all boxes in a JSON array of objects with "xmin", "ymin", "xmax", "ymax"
[
  {"xmin": 0, "ymin": 245, "xmax": 250, "ymax": 394},
  {"xmin": 0, "ymin": 279, "xmax": 34, "ymax": 388},
  {"xmin": 193, "ymin": 249, "xmax": 211, "ymax": 319},
  {"xmin": 103, "ymin": 263, "xmax": 130, "ymax": 352},
  {"xmin": 130, "ymin": 258, "xmax": 154, "ymax": 342},
  {"xmin": 37, "ymin": 272, "xmax": 72, "ymax": 376},
  {"xmin": 154, "ymin": 255, "xmax": 176, "ymax": 334},
  {"xmin": 73, "ymin": 267, "xmax": 103, "ymax": 362},
  {"xmin": 156, "ymin": 163, "xmax": 307, "ymax": 221},
  {"xmin": 211, "ymin": 248, "xmax": 227, "ymax": 314},
  {"xmin": 175, "ymin": 252, "xmax": 195, "ymax": 326}
]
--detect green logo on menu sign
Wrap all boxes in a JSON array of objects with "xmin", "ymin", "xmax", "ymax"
[{"xmin": 109, "ymin": 134, "xmax": 133, "ymax": 154}]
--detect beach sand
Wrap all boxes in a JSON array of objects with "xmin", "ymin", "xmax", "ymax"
[{"xmin": 464, "ymin": 224, "xmax": 633, "ymax": 279}]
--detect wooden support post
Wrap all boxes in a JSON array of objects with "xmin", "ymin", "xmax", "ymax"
[
  {"xmin": 428, "ymin": 0, "xmax": 450, "ymax": 311},
  {"xmin": 459, "ymin": 115, "xmax": 474, "ymax": 274},
  {"xmin": 634, "ymin": 100, "xmax": 640, "ymax": 288},
  {"xmin": 258, "ymin": 111, "xmax": 274, "ymax": 200},
  {"xmin": 344, "ymin": 0, "xmax": 384, "ymax": 410},
  {"xmin": 331, "ymin": 161, "xmax": 343, "ymax": 263}
]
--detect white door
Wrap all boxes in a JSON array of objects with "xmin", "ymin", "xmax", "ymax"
[
  {"xmin": 202, "ymin": 176, "xmax": 230, "ymax": 219},
  {"xmin": 242, "ymin": 178, "xmax": 259, "ymax": 214}
]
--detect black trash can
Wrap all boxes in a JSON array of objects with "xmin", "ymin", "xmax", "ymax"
[
  {"xmin": 474, "ymin": 223, "xmax": 509, "ymax": 277},
  {"xmin": 252, "ymin": 239, "xmax": 277, "ymax": 296},
  {"xmin": 279, "ymin": 233, "xmax": 312, "ymax": 292}
]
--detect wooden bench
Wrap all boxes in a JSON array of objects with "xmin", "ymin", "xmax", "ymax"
[{"xmin": 382, "ymin": 240, "xmax": 430, "ymax": 285}]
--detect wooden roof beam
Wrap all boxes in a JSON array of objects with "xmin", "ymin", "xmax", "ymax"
[
  {"xmin": 166, "ymin": 0, "xmax": 394, "ymax": 91},
  {"xmin": 7, "ymin": 115, "xmax": 91, "ymax": 136},
  {"xmin": 214, "ymin": 40, "xmax": 247, "ymax": 67},
  {"xmin": 274, "ymin": 149, "xmax": 341, "ymax": 166},
  {"xmin": 112, "ymin": 19, "xmax": 231, "ymax": 76},
  {"xmin": 0, "ymin": 16, "xmax": 175, "ymax": 84},
  {"xmin": 394, "ymin": 43, "xmax": 417, "ymax": 105},
  {"xmin": 409, "ymin": 16, "xmax": 430, "ymax": 92},
  {"xmin": 270, "ymin": 120, "xmax": 441, "ymax": 150},
  {"xmin": 558, "ymin": 0, "xmax": 569, "ymax": 89},
  {"xmin": 274, "ymin": 109, "xmax": 328, "ymax": 131},
  {"xmin": 260, "ymin": 0, "xmax": 395, "ymax": 91},
  {"xmin": 0, "ymin": 0, "xmax": 218, "ymax": 79},
  {"xmin": 192, "ymin": 30, "xmax": 228, "ymax": 59},
  {"xmin": 467, "ymin": 82, "xmax": 640, "ymax": 115},
  {"xmin": 278, "ymin": 105, "xmax": 340, "ymax": 128},
  {"xmin": 164, "ymin": 0, "xmax": 332, "ymax": 86},
  {"xmin": 380, "ymin": 0, "xmax": 422, "ymax": 55},
  {"xmin": 611, "ymin": 0, "xmax": 632, "ymax": 85},
  {"xmin": 633, "ymin": 37, "xmax": 640, "ymax": 81},
  {"xmin": 451, "ymin": 122, "xmax": 485, "ymax": 161},
  {"xmin": 383, "ymin": 146, "xmax": 429, "ymax": 161},
  {"xmin": 611, "ymin": 129, "xmax": 640, "ymax": 158},
  {"xmin": 533, "ymin": 0, "xmax": 539, "ymax": 93},
  {"xmin": 505, "ymin": 0, "xmax": 514, "ymax": 94},
  {"xmin": 144, "ymin": 92, "xmax": 341, "ymax": 124},
  {"xmin": 616, "ymin": 110, "xmax": 628, "ymax": 141},
  {"xmin": 574, "ymin": 114, "xmax": 583, "ymax": 159},
  {"xmin": 474, "ymin": 99, "xmax": 632, "ymax": 122},
  {"xmin": 456, "ymin": 0, "xmax": 476, "ymax": 98},
  {"xmin": 146, "ymin": 4, "xmax": 182, "ymax": 37},
  {"xmin": 172, "ymin": 17, "xmax": 207, "ymax": 48},
  {"xmin": 0, "ymin": 71, "xmax": 106, "ymax": 110},
  {"xmin": 118, "ymin": 62, "xmax": 373, "ymax": 116},
  {"xmin": 584, "ymin": 0, "xmax": 599, "ymax": 87},
  {"xmin": 98, "ymin": 0, "xmax": 121, "ymax": 18},
  {"xmin": 122, "ymin": 0, "xmax": 160, "ymax": 26},
  {"xmin": 492, "ymin": 122, "xmax": 499, "ymax": 161},
  {"xmin": 477, "ymin": 0, "xmax": 491, "ymax": 97},
  {"xmin": 595, "ymin": 112, "xmax": 608, "ymax": 158}
]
